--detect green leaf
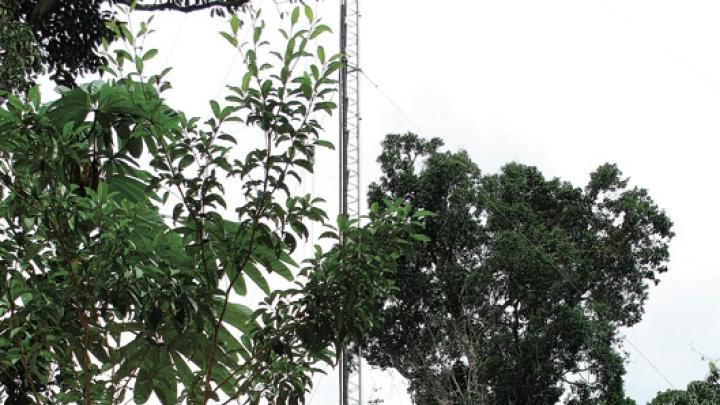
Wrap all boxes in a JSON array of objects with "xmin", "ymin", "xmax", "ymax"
[
  {"xmin": 114, "ymin": 337, "xmax": 145, "ymax": 382},
  {"xmin": 413, "ymin": 210, "xmax": 435, "ymax": 218},
  {"xmin": 126, "ymin": 135, "xmax": 143, "ymax": 158},
  {"xmin": 115, "ymin": 49, "xmax": 133, "ymax": 63},
  {"xmin": 240, "ymin": 334, "xmax": 253, "ymax": 353},
  {"xmin": 210, "ymin": 363, "xmax": 235, "ymax": 396},
  {"xmin": 285, "ymin": 38, "xmax": 296, "ymax": 64},
  {"xmin": 47, "ymin": 87, "xmax": 91, "ymax": 126},
  {"xmin": 210, "ymin": 100, "xmax": 222, "ymax": 118},
  {"xmin": 106, "ymin": 175, "xmax": 149, "ymax": 203},
  {"xmin": 314, "ymin": 101, "xmax": 336, "ymax": 114},
  {"xmin": 272, "ymin": 261, "xmax": 293, "ymax": 281},
  {"xmin": 411, "ymin": 233, "xmax": 431, "ymax": 242},
  {"xmin": 218, "ymin": 325, "xmax": 242, "ymax": 349},
  {"xmin": 143, "ymin": 49, "xmax": 158, "ymax": 61},
  {"xmin": 221, "ymin": 301, "xmax": 253, "ymax": 333},
  {"xmin": 325, "ymin": 60, "xmax": 342, "ymax": 76},
  {"xmin": 178, "ymin": 154, "xmax": 194, "ymax": 171},
  {"xmin": 316, "ymin": 348, "xmax": 336, "ymax": 365},
  {"xmin": 291, "ymin": 7, "xmax": 300, "ymax": 26},
  {"xmin": 97, "ymin": 86, "xmax": 139, "ymax": 116},
  {"xmin": 254, "ymin": 245, "xmax": 294, "ymax": 281},
  {"xmin": 242, "ymin": 71, "xmax": 252, "ymax": 91},
  {"xmin": 319, "ymin": 230, "xmax": 338, "ymax": 240},
  {"xmin": 243, "ymin": 261, "xmax": 270, "ymax": 295},
  {"xmin": 28, "ymin": 86, "xmax": 40, "ymax": 108},
  {"xmin": 134, "ymin": 357, "xmax": 154, "ymax": 403},
  {"xmin": 304, "ymin": 4, "xmax": 314, "ymax": 22},
  {"xmin": 230, "ymin": 14, "xmax": 241, "ymax": 35},
  {"xmin": 220, "ymin": 31, "xmax": 238, "ymax": 47},
  {"xmin": 310, "ymin": 24, "xmax": 332, "ymax": 40},
  {"xmin": 317, "ymin": 45, "xmax": 326, "ymax": 64},
  {"xmin": 135, "ymin": 58, "xmax": 144, "ymax": 74},
  {"xmin": 232, "ymin": 272, "xmax": 247, "ymax": 296},
  {"xmin": 218, "ymin": 133, "xmax": 237, "ymax": 144},
  {"xmin": 314, "ymin": 140, "xmax": 334, "ymax": 150},
  {"xmin": 337, "ymin": 214, "xmax": 350, "ymax": 231},
  {"xmin": 172, "ymin": 203, "xmax": 184, "ymax": 222},
  {"xmin": 153, "ymin": 349, "xmax": 177, "ymax": 405},
  {"xmin": 261, "ymin": 79, "xmax": 272, "ymax": 97},
  {"xmin": 171, "ymin": 351, "xmax": 195, "ymax": 389}
]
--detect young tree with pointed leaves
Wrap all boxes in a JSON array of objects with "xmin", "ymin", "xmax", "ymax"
[{"xmin": 0, "ymin": 6, "xmax": 423, "ymax": 404}]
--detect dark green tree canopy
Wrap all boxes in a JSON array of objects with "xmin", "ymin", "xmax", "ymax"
[
  {"xmin": 0, "ymin": 0, "xmax": 253, "ymax": 91},
  {"xmin": 363, "ymin": 133, "xmax": 674, "ymax": 404},
  {"xmin": 5, "ymin": 0, "xmax": 117, "ymax": 87}
]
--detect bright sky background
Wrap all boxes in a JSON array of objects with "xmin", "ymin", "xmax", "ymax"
[{"xmin": 110, "ymin": 1, "xmax": 720, "ymax": 403}]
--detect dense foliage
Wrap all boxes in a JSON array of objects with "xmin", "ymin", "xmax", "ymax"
[
  {"xmin": 1, "ymin": 0, "xmax": 116, "ymax": 89},
  {"xmin": 649, "ymin": 363, "xmax": 720, "ymax": 405},
  {"xmin": 362, "ymin": 133, "xmax": 674, "ymax": 405},
  {"xmin": 0, "ymin": 4, "xmax": 43, "ymax": 93},
  {"xmin": 0, "ymin": 7, "xmax": 421, "ymax": 404},
  {"xmin": 0, "ymin": 0, "xmax": 255, "ymax": 91}
]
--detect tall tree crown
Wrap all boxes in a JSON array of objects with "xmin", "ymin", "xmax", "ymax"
[{"xmin": 364, "ymin": 133, "xmax": 674, "ymax": 404}]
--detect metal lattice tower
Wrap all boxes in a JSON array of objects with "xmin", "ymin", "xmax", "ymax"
[
  {"xmin": 338, "ymin": 0, "xmax": 362, "ymax": 404},
  {"xmin": 340, "ymin": 0, "xmax": 360, "ymax": 219}
]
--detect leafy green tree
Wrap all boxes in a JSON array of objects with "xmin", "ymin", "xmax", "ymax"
[
  {"xmin": 649, "ymin": 362, "xmax": 720, "ymax": 405},
  {"xmin": 0, "ymin": 0, "xmax": 259, "ymax": 91},
  {"xmin": 0, "ymin": 2, "xmax": 43, "ymax": 93},
  {"xmin": 0, "ymin": 7, "xmax": 421, "ymax": 404},
  {"xmin": 1, "ymin": 0, "xmax": 117, "ymax": 90},
  {"xmin": 362, "ymin": 133, "xmax": 674, "ymax": 405}
]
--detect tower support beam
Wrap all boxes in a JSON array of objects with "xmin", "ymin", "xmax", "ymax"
[{"xmin": 338, "ymin": 0, "xmax": 361, "ymax": 404}]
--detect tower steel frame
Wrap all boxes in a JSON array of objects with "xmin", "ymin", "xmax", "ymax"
[{"xmin": 338, "ymin": 0, "xmax": 362, "ymax": 404}]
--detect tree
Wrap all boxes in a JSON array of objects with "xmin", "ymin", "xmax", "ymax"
[
  {"xmin": 0, "ymin": 0, "xmax": 260, "ymax": 92},
  {"xmin": 649, "ymin": 362, "xmax": 720, "ymax": 405},
  {"xmin": 0, "ymin": 7, "xmax": 420, "ymax": 404},
  {"xmin": 0, "ymin": 4, "xmax": 43, "ymax": 93},
  {"xmin": 362, "ymin": 133, "xmax": 674, "ymax": 404}
]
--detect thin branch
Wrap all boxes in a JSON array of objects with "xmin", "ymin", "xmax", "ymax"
[{"xmin": 113, "ymin": 0, "xmax": 251, "ymax": 12}]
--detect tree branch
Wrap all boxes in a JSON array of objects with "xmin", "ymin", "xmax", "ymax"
[{"xmin": 112, "ymin": 0, "xmax": 251, "ymax": 13}]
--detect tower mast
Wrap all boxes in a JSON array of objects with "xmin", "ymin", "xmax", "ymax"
[{"xmin": 338, "ymin": 0, "xmax": 362, "ymax": 404}]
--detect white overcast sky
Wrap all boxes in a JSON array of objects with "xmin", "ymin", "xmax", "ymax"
[{"xmin": 108, "ymin": 1, "xmax": 720, "ymax": 403}]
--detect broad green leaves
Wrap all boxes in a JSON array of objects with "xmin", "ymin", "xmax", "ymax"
[
  {"xmin": 47, "ymin": 86, "xmax": 92, "ymax": 125},
  {"xmin": 133, "ymin": 348, "xmax": 177, "ymax": 405},
  {"xmin": 243, "ymin": 262, "xmax": 271, "ymax": 294},
  {"xmin": 0, "ymin": 3, "xmax": 419, "ymax": 405}
]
